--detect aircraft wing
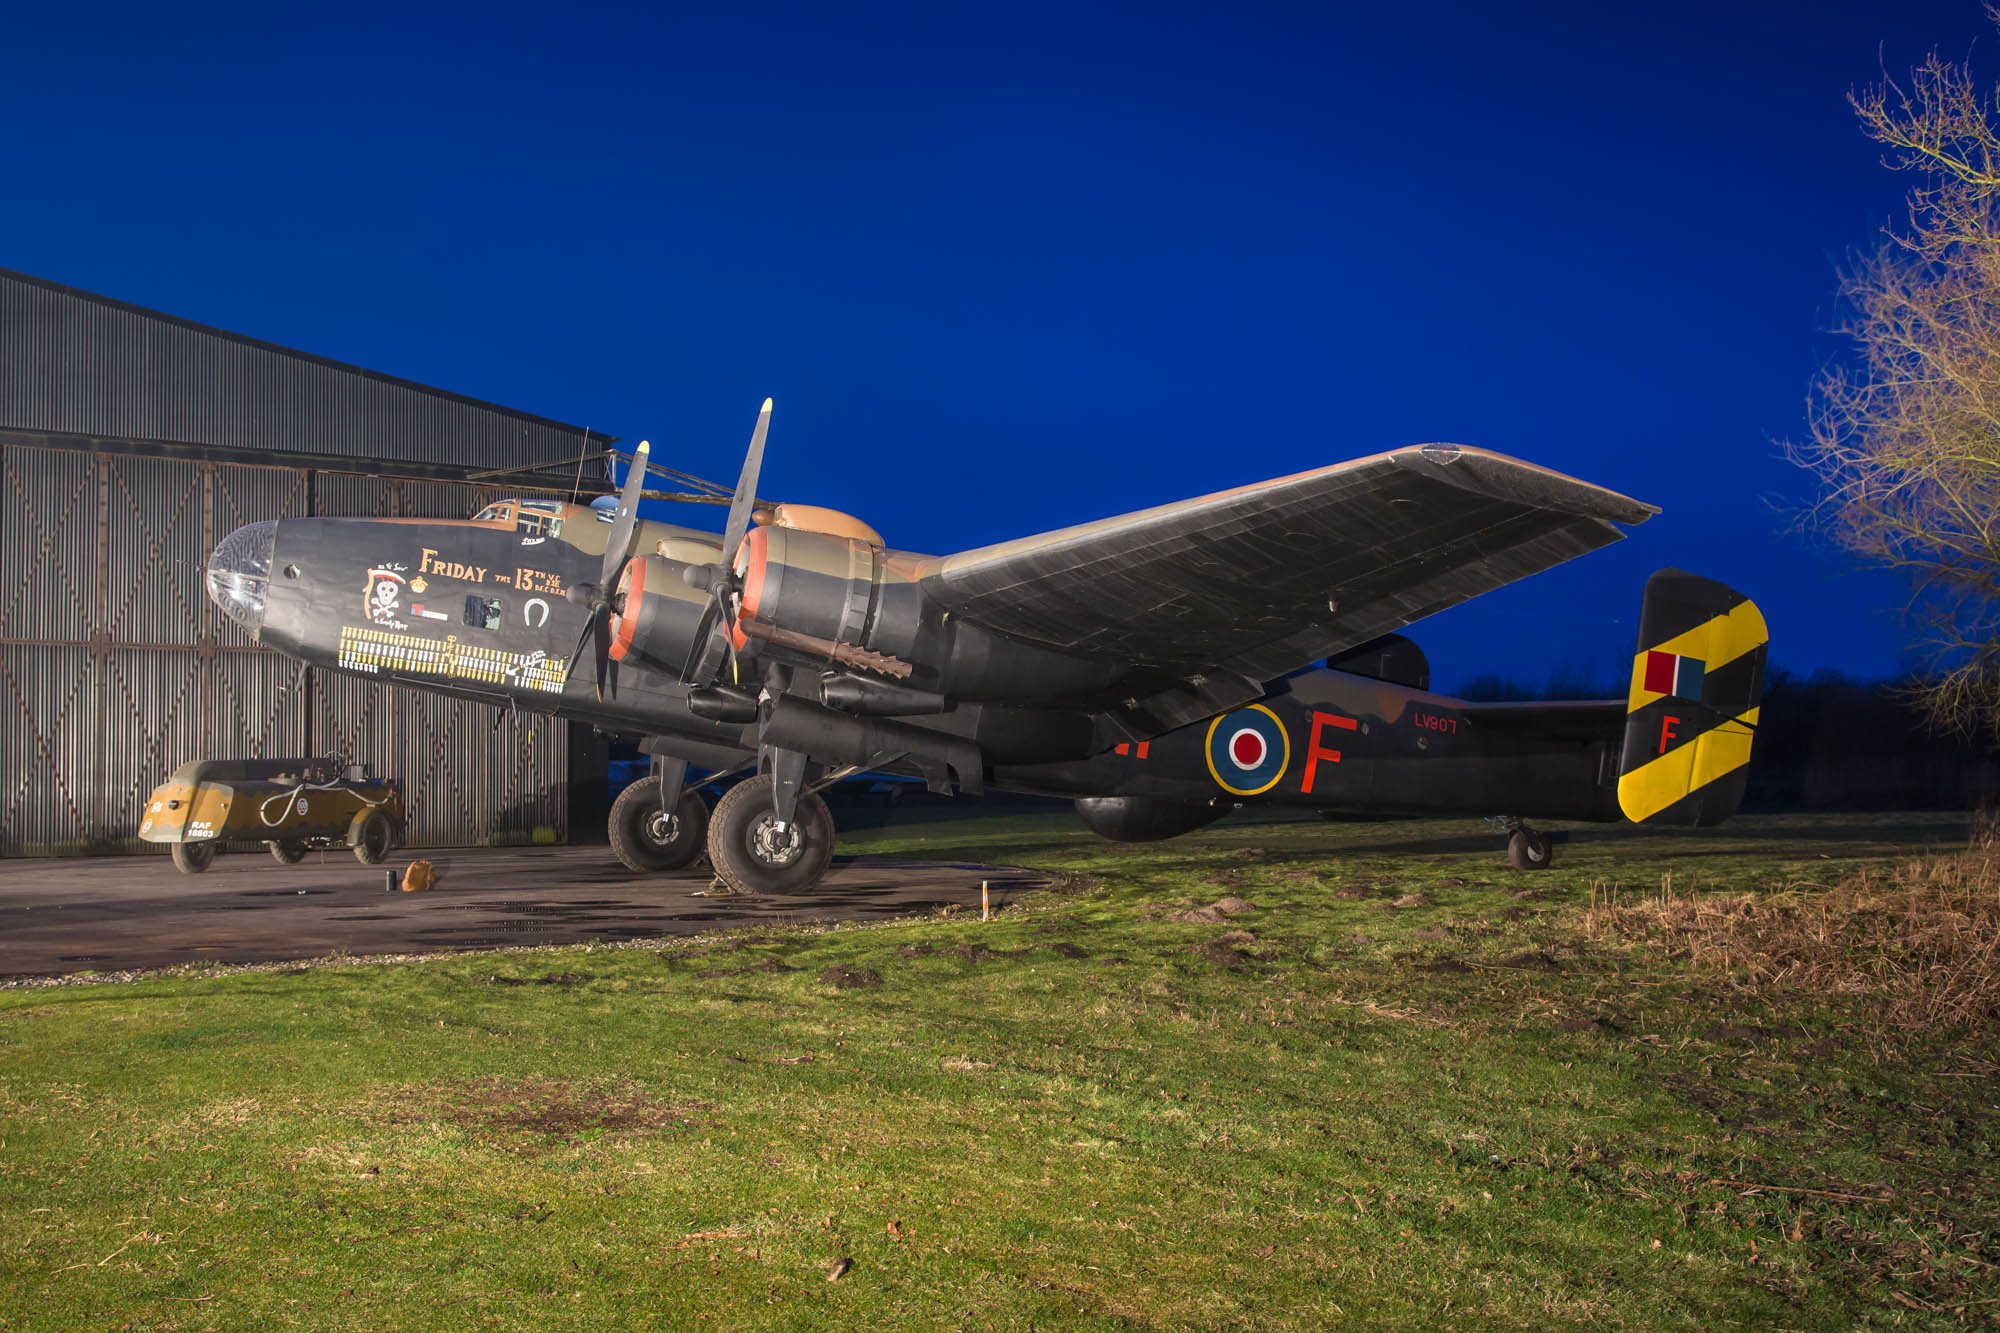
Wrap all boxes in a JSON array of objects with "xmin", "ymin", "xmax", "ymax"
[{"xmin": 922, "ymin": 445, "xmax": 1656, "ymax": 736}]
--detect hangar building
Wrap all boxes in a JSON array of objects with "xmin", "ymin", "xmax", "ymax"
[{"xmin": 0, "ymin": 267, "xmax": 611, "ymax": 856}]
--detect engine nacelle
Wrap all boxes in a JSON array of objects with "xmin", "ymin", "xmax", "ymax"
[
  {"xmin": 737, "ymin": 525, "xmax": 894, "ymax": 657},
  {"xmin": 738, "ymin": 526, "xmax": 1121, "ymax": 702},
  {"xmin": 607, "ymin": 555, "xmax": 712, "ymax": 675},
  {"xmin": 1074, "ymin": 795, "xmax": 1230, "ymax": 842}
]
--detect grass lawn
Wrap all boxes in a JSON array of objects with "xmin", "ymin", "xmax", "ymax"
[{"xmin": 0, "ymin": 809, "xmax": 1994, "ymax": 1330}]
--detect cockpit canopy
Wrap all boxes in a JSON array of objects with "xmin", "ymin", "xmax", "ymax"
[{"xmin": 470, "ymin": 497, "xmax": 613, "ymax": 541}]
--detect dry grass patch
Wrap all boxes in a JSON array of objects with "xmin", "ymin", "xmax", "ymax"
[
  {"xmin": 1588, "ymin": 831, "xmax": 2000, "ymax": 1040},
  {"xmin": 402, "ymin": 1076, "xmax": 702, "ymax": 1151}
]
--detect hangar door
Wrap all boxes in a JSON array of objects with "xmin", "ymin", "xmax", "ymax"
[{"xmin": 0, "ymin": 437, "xmax": 569, "ymax": 855}]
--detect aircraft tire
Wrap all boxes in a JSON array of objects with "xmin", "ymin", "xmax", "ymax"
[
  {"xmin": 268, "ymin": 840, "xmax": 309, "ymax": 865},
  {"xmin": 706, "ymin": 775, "xmax": 835, "ymax": 895},
  {"xmin": 1507, "ymin": 828, "xmax": 1553, "ymax": 871},
  {"xmin": 171, "ymin": 840, "xmax": 216, "ymax": 874},
  {"xmin": 351, "ymin": 810, "xmax": 394, "ymax": 865},
  {"xmin": 609, "ymin": 778, "xmax": 710, "ymax": 872}
]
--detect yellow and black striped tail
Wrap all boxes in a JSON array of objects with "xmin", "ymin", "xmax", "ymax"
[{"xmin": 1617, "ymin": 569, "xmax": 1767, "ymax": 827}]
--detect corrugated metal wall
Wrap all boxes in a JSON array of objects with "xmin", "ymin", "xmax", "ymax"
[
  {"xmin": 0, "ymin": 437, "xmax": 569, "ymax": 855},
  {"xmin": 0, "ymin": 267, "xmax": 593, "ymax": 470}
]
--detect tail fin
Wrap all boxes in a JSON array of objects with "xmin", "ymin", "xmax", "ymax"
[{"xmin": 1616, "ymin": 569, "xmax": 1767, "ymax": 826}]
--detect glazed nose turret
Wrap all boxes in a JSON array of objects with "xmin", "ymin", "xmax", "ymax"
[{"xmin": 205, "ymin": 521, "xmax": 278, "ymax": 635}]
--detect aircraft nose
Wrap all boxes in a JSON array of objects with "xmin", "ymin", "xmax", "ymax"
[{"xmin": 205, "ymin": 520, "xmax": 278, "ymax": 633}]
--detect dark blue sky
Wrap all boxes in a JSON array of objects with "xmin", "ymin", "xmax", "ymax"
[{"xmin": 3, "ymin": 0, "xmax": 1989, "ymax": 689}]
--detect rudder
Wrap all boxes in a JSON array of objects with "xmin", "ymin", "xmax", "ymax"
[{"xmin": 1616, "ymin": 569, "xmax": 1767, "ymax": 826}]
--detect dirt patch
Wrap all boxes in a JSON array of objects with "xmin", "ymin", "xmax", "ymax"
[
  {"xmin": 1165, "ymin": 896, "xmax": 1256, "ymax": 923},
  {"xmin": 1499, "ymin": 951, "xmax": 1561, "ymax": 971},
  {"xmin": 1200, "ymin": 871, "xmax": 1246, "ymax": 888},
  {"xmin": 1212, "ymin": 929, "xmax": 1256, "ymax": 945},
  {"xmin": 1192, "ymin": 939, "xmax": 1247, "ymax": 967},
  {"xmin": 1419, "ymin": 958, "xmax": 1471, "ymax": 974},
  {"xmin": 1701, "ymin": 1023, "xmax": 1767, "ymax": 1044},
  {"xmin": 484, "ymin": 972, "xmax": 595, "ymax": 987},
  {"xmin": 1555, "ymin": 1017, "xmax": 1616, "ymax": 1035},
  {"xmin": 1433, "ymin": 877, "xmax": 1468, "ymax": 888},
  {"xmin": 1333, "ymin": 887, "xmax": 1377, "ymax": 901},
  {"xmin": 1048, "ymin": 942, "xmax": 1091, "ymax": 959},
  {"xmin": 818, "ymin": 966, "xmax": 883, "ymax": 989},
  {"xmin": 1166, "ymin": 906, "xmax": 1227, "ymax": 924},
  {"xmin": 899, "ymin": 944, "xmax": 937, "ymax": 958},
  {"xmin": 948, "ymin": 943, "xmax": 1032, "ymax": 961},
  {"xmin": 1390, "ymin": 893, "xmax": 1431, "ymax": 909},
  {"xmin": 426, "ymin": 1076, "xmax": 696, "ymax": 1150},
  {"xmin": 1663, "ymin": 1070, "xmax": 1782, "ymax": 1130},
  {"xmin": 1231, "ymin": 847, "xmax": 1268, "ymax": 859},
  {"xmin": 696, "ymin": 960, "xmax": 798, "ymax": 978}
]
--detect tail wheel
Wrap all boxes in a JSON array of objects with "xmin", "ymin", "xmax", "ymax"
[
  {"xmin": 1507, "ymin": 827, "xmax": 1554, "ymax": 871},
  {"xmin": 170, "ymin": 840, "xmax": 216, "ymax": 874},
  {"xmin": 609, "ymin": 777, "xmax": 710, "ymax": 872},
  {"xmin": 706, "ymin": 774, "xmax": 836, "ymax": 895},
  {"xmin": 350, "ymin": 809, "xmax": 395, "ymax": 865},
  {"xmin": 268, "ymin": 840, "xmax": 308, "ymax": 865}
]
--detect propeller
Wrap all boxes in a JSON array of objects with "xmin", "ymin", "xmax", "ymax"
[
  {"xmin": 680, "ymin": 398, "xmax": 772, "ymax": 685},
  {"xmin": 566, "ymin": 437, "xmax": 651, "ymax": 700}
]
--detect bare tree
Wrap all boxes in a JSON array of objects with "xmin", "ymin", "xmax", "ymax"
[{"xmin": 1795, "ymin": 20, "xmax": 2000, "ymax": 738}]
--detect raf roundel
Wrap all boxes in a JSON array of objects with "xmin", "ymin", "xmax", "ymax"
[{"xmin": 1204, "ymin": 704, "xmax": 1291, "ymax": 796}]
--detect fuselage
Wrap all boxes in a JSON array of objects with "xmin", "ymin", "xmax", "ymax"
[{"xmin": 206, "ymin": 502, "xmax": 1626, "ymax": 824}]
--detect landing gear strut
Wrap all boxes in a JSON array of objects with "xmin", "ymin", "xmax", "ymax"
[{"xmin": 1494, "ymin": 815, "xmax": 1554, "ymax": 871}]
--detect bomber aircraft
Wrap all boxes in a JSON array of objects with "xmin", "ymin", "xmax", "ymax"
[{"xmin": 203, "ymin": 400, "xmax": 1767, "ymax": 894}]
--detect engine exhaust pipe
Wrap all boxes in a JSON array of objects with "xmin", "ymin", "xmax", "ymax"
[
  {"xmin": 762, "ymin": 696, "xmax": 983, "ymax": 794},
  {"xmin": 820, "ymin": 674, "xmax": 949, "ymax": 716},
  {"xmin": 687, "ymin": 686, "xmax": 760, "ymax": 723}
]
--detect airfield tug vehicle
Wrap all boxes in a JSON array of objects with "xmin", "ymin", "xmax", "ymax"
[{"xmin": 139, "ymin": 758, "xmax": 404, "ymax": 874}]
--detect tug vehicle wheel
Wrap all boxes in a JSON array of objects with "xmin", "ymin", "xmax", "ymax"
[
  {"xmin": 171, "ymin": 840, "xmax": 217, "ymax": 874},
  {"xmin": 268, "ymin": 840, "xmax": 308, "ymax": 865},
  {"xmin": 350, "ymin": 809, "xmax": 394, "ymax": 865},
  {"xmin": 609, "ymin": 777, "xmax": 710, "ymax": 872},
  {"xmin": 706, "ymin": 775, "xmax": 835, "ymax": 896},
  {"xmin": 1507, "ymin": 827, "xmax": 1554, "ymax": 871}
]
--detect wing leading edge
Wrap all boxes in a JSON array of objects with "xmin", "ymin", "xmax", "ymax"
[{"xmin": 921, "ymin": 445, "xmax": 1656, "ymax": 737}]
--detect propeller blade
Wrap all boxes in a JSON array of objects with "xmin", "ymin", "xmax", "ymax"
[
  {"xmin": 568, "ymin": 611, "xmax": 596, "ymax": 681},
  {"xmin": 681, "ymin": 597, "xmax": 720, "ymax": 685},
  {"xmin": 720, "ymin": 399, "xmax": 770, "ymax": 566},
  {"xmin": 602, "ymin": 438, "xmax": 651, "ymax": 588},
  {"xmin": 726, "ymin": 589, "xmax": 743, "ymax": 686},
  {"xmin": 564, "ymin": 605, "xmax": 611, "ymax": 702},
  {"xmin": 593, "ymin": 607, "xmax": 612, "ymax": 701}
]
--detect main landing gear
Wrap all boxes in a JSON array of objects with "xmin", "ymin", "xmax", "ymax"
[
  {"xmin": 609, "ymin": 776, "xmax": 710, "ymax": 872},
  {"xmin": 1493, "ymin": 815, "xmax": 1554, "ymax": 871},
  {"xmin": 707, "ymin": 774, "xmax": 836, "ymax": 895},
  {"xmin": 608, "ymin": 747, "xmax": 844, "ymax": 895}
]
